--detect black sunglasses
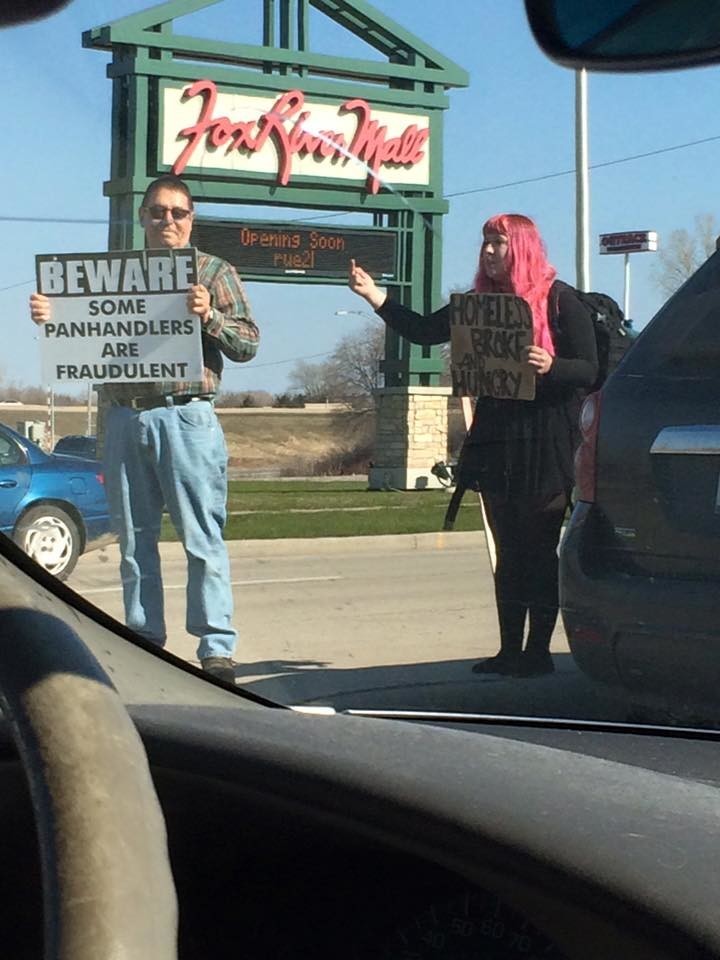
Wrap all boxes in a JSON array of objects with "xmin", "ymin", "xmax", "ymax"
[{"xmin": 145, "ymin": 205, "xmax": 193, "ymax": 222}]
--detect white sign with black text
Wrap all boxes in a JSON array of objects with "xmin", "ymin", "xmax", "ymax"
[
  {"xmin": 599, "ymin": 230, "xmax": 658, "ymax": 255},
  {"xmin": 36, "ymin": 248, "xmax": 202, "ymax": 384}
]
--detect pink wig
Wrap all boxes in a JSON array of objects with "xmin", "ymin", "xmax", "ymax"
[{"xmin": 473, "ymin": 213, "xmax": 557, "ymax": 355}]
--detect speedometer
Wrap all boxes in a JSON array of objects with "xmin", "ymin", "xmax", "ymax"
[{"xmin": 381, "ymin": 889, "xmax": 567, "ymax": 959}]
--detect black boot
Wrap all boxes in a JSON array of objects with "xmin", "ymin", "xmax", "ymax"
[
  {"xmin": 517, "ymin": 606, "xmax": 557, "ymax": 677},
  {"xmin": 472, "ymin": 652, "xmax": 520, "ymax": 675},
  {"xmin": 472, "ymin": 602, "xmax": 526, "ymax": 675}
]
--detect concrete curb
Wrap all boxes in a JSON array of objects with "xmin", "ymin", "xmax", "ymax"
[
  {"xmin": 94, "ymin": 530, "xmax": 486, "ymax": 562},
  {"xmin": 227, "ymin": 472, "xmax": 369, "ymax": 482}
]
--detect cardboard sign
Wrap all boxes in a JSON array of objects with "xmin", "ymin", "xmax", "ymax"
[
  {"xmin": 449, "ymin": 293, "xmax": 535, "ymax": 401},
  {"xmin": 35, "ymin": 248, "xmax": 203, "ymax": 384}
]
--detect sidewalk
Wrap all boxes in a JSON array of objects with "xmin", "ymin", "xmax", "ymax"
[{"xmin": 91, "ymin": 530, "xmax": 486, "ymax": 564}]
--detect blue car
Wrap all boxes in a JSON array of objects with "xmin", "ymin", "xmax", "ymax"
[{"xmin": 0, "ymin": 422, "xmax": 112, "ymax": 580}]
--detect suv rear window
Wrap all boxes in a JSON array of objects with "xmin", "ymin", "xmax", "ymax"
[{"xmin": 624, "ymin": 251, "xmax": 720, "ymax": 377}]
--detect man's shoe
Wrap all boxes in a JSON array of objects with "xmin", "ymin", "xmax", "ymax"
[
  {"xmin": 516, "ymin": 650, "xmax": 555, "ymax": 678},
  {"xmin": 472, "ymin": 652, "xmax": 520, "ymax": 676},
  {"xmin": 201, "ymin": 657, "xmax": 237, "ymax": 684}
]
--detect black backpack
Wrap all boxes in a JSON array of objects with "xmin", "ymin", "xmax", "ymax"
[{"xmin": 553, "ymin": 283, "xmax": 636, "ymax": 389}]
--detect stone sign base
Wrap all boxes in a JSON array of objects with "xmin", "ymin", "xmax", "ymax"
[{"xmin": 368, "ymin": 386, "xmax": 452, "ymax": 491}]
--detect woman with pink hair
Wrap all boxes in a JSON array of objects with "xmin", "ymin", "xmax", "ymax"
[{"xmin": 348, "ymin": 213, "xmax": 598, "ymax": 678}]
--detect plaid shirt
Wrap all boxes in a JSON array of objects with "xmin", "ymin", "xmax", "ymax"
[{"xmin": 97, "ymin": 250, "xmax": 258, "ymax": 450}]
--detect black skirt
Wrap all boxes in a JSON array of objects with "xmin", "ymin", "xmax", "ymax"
[{"xmin": 456, "ymin": 391, "xmax": 581, "ymax": 499}]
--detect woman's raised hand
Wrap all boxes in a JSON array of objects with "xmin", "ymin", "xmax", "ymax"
[{"xmin": 348, "ymin": 259, "xmax": 387, "ymax": 311}]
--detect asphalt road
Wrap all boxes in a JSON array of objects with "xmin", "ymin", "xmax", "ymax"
[{"xmin": 71, "ymin": 532, "xmax": 633, "ymax": 721}]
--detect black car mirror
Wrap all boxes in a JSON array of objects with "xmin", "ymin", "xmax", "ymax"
[
  {"xmin": 524, "ymin": 0, "xmax": 720, "ymax": 72},
  {"xmin": 0, "ymin": 0, "xmax": 71, "ymax": 26}
]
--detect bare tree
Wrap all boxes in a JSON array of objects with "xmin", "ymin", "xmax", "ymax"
[
  {"xmin": 287, "ymin": 321, "xmax": 385, "ymax": 405},
  {"xmin": 653, "ymin": 213, "xmax": 718, "ymax": 297},
  {"xmin": 288, "ymin": 359, "xmax": 339, "ymax": 401},
  {"xmin": 216, "ymin": 389, "xmax": 273, "ymax": 408},
  {"xmin": 0, "ymin": 377, "xmax": 81, "ymax": 404},
  {"xmin": 330, "ymin": 321, "xmax": 385, "ymax": 399}
]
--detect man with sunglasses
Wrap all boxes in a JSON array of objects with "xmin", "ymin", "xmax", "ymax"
[{"xmin": 30, "ymin": 174, "xmax": 259, "ymax": 684}]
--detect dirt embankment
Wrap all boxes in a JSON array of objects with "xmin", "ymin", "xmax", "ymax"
[
  {"xmin": 1, "ymin": 406, "xmax": 378, "ymax": 476},
  {"xmin": 3, "ymin": 402, "xmax": 467, "ymax": 475},
  {"xmin": 220, "ymin": 409, "xmax": 376, "ymax": 475}
]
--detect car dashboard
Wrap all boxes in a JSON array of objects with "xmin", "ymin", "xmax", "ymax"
[{"xmin": 0, "ymin": 703, "xmax": 718, "ymax": 960}]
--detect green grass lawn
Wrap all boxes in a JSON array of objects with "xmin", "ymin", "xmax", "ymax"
[{"xmin": 160, "ymin": 480, "xmax": 484, "ymax": 540}]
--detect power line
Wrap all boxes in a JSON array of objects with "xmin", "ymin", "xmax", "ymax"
[
  {"xmin": 0, "ymin": 211, "xmax": 347, "ymax": 228},
  {"xmin": 446, "ymin": 168, "xmax": 574, "ymax": 199},
  {"xmin": 0, "ymin": 278, "xmax": 34, "ymax": 293},
  {"xmin": 0, "ymin": 215, "xmax": 107, "ymax": 224},
  {"xmin": 1, "ymin": 133, "xmax": 718, "ymax": 231},
  {"xmin": 446, "ymin": 134, "xmax": 720, "ymax": 199},
  {"xmin": 234, "ymin": 350, "xmax": 333, "ymax": 369}
]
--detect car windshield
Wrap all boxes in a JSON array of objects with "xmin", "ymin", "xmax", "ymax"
[{"xmin": 3, "ymin": 0, "xmax": 719, "ymax": 730}]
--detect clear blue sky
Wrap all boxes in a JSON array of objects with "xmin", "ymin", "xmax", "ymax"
[{"xmin": 3, "ymin": 0, "xmax": 719, "ymax": 395}]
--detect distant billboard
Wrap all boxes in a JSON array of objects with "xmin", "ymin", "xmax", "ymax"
[{"xmin": 599, "ymin": 231, "xmax": 658, "ymax": 255}]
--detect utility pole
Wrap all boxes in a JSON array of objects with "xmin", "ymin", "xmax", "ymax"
[
  {"xmin": 86, "ymin": 382, "xmax": 93, "ymax": 435},
  {"xmin": 50, "ymin": 387, "xmax": 55, "ymax": 450},
  {"xmin": 575, "ymin": 69, "xmax": 590, "ymax": 292}
]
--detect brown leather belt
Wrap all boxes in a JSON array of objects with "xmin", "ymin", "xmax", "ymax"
[{"xmin": 120, "ymin": 395, "xmax": 214, "ymax": 412}]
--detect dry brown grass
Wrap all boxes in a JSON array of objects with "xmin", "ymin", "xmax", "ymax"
[
  {"xmin": 221, "ymin": 409, "xmax": 375, "ymax": 474},
  {"xmin": 0, "ymin": 406, "xmax": 376, "ymax": 475},
  {"xmin": 2, "ymin": 401, "xmax": 465, "ymax": 475}
]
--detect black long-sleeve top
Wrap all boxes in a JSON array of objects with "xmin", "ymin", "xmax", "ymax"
[{"xmin": 376, "ymin": 281, "xmax": 599, "ymax": 498}]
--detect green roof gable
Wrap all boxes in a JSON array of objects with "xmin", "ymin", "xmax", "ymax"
[{"xmin": 83, "ymin": 0, "xmax": 469, "ymax": 90}]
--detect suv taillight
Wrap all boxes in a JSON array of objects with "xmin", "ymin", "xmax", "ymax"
[{"xmin": 574, "ymin": 391, "xmax": 602, "ymax": 503}]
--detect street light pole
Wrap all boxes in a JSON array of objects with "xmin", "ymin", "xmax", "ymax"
[{"xmin": 575, "ymin": 69, "xmax": 590, "ymax": 292}]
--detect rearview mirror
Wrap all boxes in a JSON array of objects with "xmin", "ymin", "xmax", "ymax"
[{"xmin": 524, "ymin": 0, "xmax": 720, "ymax": 72}]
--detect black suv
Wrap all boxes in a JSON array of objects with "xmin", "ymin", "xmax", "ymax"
[
  {"xmin": 53, "ymin": 435, "xmax": 98, "ymax": 460},
  {"xmin": 560, "ymin": 253, "xmax": 720, "ymax": 717}
]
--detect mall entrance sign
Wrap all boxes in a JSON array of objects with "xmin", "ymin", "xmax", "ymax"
[
  {"xmin": 84, "ymin": 0, "xmax": 467, "ymax": 383},
  {"xmin": 83, "ymin": 0, "xmax": 468, "ymax": 488}
]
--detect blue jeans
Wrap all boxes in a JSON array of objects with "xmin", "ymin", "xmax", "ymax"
[{"xmin": 103, "ymin": 400, "xmax": 237, "ymax": 660}]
